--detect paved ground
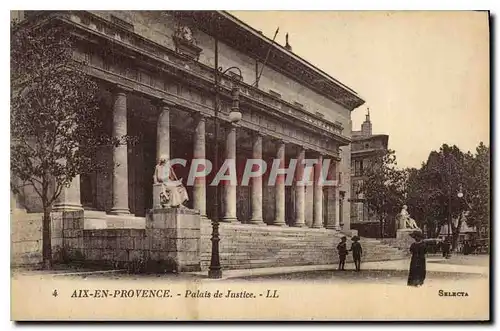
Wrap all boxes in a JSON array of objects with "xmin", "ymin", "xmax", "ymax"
[
  {"xmin": 427, "ymin": 254, "xmax": 490, "ymax": 267},
  {"xmin": 11, "ymin": 254, "xmax": 489, "ymax": 283}
]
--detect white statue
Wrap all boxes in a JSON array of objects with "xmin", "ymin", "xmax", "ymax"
[
  {"xmin": 153, "ymin": 155, "xmax": 188, "ymax": 208},
  {"xmin": 397, "ymin": 205, "xmax": 419, "ymax": 230}
]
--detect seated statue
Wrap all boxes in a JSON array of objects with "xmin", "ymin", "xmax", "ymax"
[
  {"xmin": 397, "ymin": 205, "xmax": 420, "ymax": 230},
  {"xmin": 153, "ymin": 155, "xmax": 187, "ymax": 208}
]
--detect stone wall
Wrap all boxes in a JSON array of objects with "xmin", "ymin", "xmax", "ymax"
[
  {"xmin": 11, "ymin": 211, "xmax": 73, "ymax": 267},
  {"xmin": 62, "ymin": 208, "xmax": 201, "ymax": 272},
  {"xmin": 11, "ymin": 212, "xmax": 44, "ymax": 266},
  {"xmin": 68, "ymin": 228, "xmax": 148, "ymax": 269}
]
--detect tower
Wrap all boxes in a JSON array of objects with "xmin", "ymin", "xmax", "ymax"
[{"xmin": 361, "ymin": 108, "xmax": 372, "ymax": 136}]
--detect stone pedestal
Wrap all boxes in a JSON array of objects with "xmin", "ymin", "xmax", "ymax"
[
  {"xmin": 153, "ymin": 183, "xmax": 167, "ymax": 209},
  {"xmin": 396, "ymin": 228, "xmax": 417, "ymax": 247},
  {"xmin": 53, "ymin": 175, "xmax": 83, "ymax": 211},
  {"xmin": 341, "ymin": 229, "xmax": 359, "ymax": 237},
  {"xmin": 146, "ymin": 208, "xmax": 201, "ymax": 272}
]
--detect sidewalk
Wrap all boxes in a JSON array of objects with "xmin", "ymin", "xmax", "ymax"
[
  {"xmin": 187, "ymin": 257, "xmax": 488, "ymax": 280},
  {"xmin": 11, "ymin": 257, "xmax": 488, "ymax": 280}
]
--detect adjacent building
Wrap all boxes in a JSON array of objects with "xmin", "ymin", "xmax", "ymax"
[{"xmin": 349, "ymin": 110, "xmax": 389, "ymax": 238}]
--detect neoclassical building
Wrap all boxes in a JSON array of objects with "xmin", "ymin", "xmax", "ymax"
[{"xmin": 13, "ymin": 11, "xmax": 365, "ymax": 235}]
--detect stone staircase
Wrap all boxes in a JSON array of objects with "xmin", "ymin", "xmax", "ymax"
[{"xmin": 200, "ymin": 222, "xmax": 409, "ymax": 270}]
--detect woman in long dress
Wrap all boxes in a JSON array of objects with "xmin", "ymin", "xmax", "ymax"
[{"xmin": 407, "ymin": 230, "xmax": 427, "ymax": 287}]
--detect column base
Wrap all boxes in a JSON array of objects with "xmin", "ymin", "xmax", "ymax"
[
  {"xmin": 109, "ymin": 208, "xmax": 131, "ymax": 215},
  {"xmin": 325, "ymin": 225, "xmax": 341, "ymax": 230},
  {"xmin": 311, "ymin": 224, "xmax": 323, "ymax": 229},
  {"xmin": 291, "ymin": 222, "xmax": 307, "ymax": 228},
  {"xmin": 52, "ymin": 203, "xmax": 83, "ymax": 212},
  {"xmin": 249, "ymin": 219, "xmax": 266, "ymax": 226},
  {"xmin": 269, "ymin": 221, "xmax": 287, "ymax": 227},
  {"xmin": 221, "ymin": 217, "xmax": 238, "ymax": 223}
]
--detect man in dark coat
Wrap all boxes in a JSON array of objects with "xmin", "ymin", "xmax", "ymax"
[
  {"xmin": 337, "ymin": 236, "xmax": 348, "ymax": 271},
  {"xmin": 350, "ymin": 236, "xmax": 363, "ymax": 272},
  {"xmin": 442, "ymin": 239, "xmax": 451, "ymax": 259}
]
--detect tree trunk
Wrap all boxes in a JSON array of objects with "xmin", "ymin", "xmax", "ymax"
[
  {"xmin": 42, "ymin": 206, "xmax": 52, "ymax": 269},
  {"xmin": 452, "ymin": 215, "xmax": 463, "ymax": 251},
  {"xmin": 380, "ymin": 217, "xmax": 384, "ymax": 239}
]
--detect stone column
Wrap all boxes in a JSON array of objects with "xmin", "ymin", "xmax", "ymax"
[
  {"xmin": 312, "ymin": 154, "xmax": 323, "ymax": 228},
  {"xmin": 53, "ymin": 175, "xmax": 83, "ymax": 211},
  {"xmin": 272, "ymin": 140, "xmax": 286, "ymax": 226},
  {"xmin": 338, "ymin": 190, "xmax": 345, "ymax": 229},
  {"xmin": 222, "ymin": 124, "xmax": 237, "ymax": 222},
  {"xmin": 193, "ymin": 114, "xmax": 207, "ymax": 218},
  {"xmin": 110, "ymin": 86, "xmax": 130, "ymax": 215},
  {"xmin": 325, "ymin": 160, "xmax": 340, "ymax": 230},
  {"xmin": 156, "ymin": 100, "xmax": 170, "ymax": 161},
  {"xmin": 334, "ymin": 187, "xmax": 341, "ymax": 229},
  {"xmin": 292, "ymin": 147, "xmax": 306, "ymax": 227},
  {"xmin": 249, "ymin": 133, "xmax": 265, "ymax": 225}
]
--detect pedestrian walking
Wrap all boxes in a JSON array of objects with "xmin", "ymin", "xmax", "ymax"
[
  {"xmin": 407, "ymin": 230, "xmax": 427, "ymax": 287},
  {"xmin": 350, "ymin": 236, "xmax": 363, "ymax": 271},
  {"xmin": 337, "ymin": 236, "xmax": 348, "ymax": 271},
  {"xmin": 442, "ymin": 239, "xmax": 451, "ymax": 258}
]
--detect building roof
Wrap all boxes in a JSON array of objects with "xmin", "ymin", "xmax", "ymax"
[
  {"xmin": 174, "ymin": 11, "xmax": 366, "ymax": 111},
  {"xmin": 352, "ymin": 133, "xmax": 389, "ymax": 142}
]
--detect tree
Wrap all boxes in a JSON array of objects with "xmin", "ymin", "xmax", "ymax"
[
  {"xmin": 463, "ymin": 142, "xmax": 490, "ymax": 239},
  {"xmin": 407, "ymin": 144, "xmax": 472, "ymax": 249},
  {"xmin": 360, "ymin": 149, "xmax": 406, "ymax": 238},
  {"xmin": 10, "ymin": 19, "xmax": 121, "ymax": 268}
]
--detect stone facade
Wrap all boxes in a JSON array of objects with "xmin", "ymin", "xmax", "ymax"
[{"xmin": 12, "ymin": 11, "xmax": 370, "ymax": 269}]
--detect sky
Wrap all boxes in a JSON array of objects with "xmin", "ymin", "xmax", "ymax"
[{"xmin": 230, "ymin": 11, "xmax": 490, "ymax": 169}]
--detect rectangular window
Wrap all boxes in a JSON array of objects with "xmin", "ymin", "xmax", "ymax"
[
  {"xmin": 357, "ymin": 203, "xmax": 364, "ymax": 222},
  {"xmin": 354, "ymin": 160, "xmax": 364, "ymax": 176}
]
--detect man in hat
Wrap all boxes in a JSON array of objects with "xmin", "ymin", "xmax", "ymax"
[
  {"xmin": 350, "ymin": 236, "xmax": 363, "ymax": 272},
  {"xmin": 337, "ymin": 236, "xmax": 348, "ymax": 271}
]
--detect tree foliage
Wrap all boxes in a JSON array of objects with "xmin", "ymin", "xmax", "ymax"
[
  {"xmin": 405, "ymin": 143, "xmax": 489, "ymax": 248},
  {"xmin": 463, "ymin": 142, "xmax": 490, "ymax": 236},
  {"xmin": 10, "ymin": 18, "xmax": 120, "ymax": 267},
  {"xmin": 360, "ymin": 149, "xmax": 406, "ymax": 238}
]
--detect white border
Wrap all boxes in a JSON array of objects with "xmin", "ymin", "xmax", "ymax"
[{"xmin": 2, "ymin": 1, "xmax": 497, "ymax": 330}]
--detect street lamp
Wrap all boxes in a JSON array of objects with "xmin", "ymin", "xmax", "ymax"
[
  {"xmin": 447, "ymin": 183, "xmax": 464, "ymax": 249},
  {"xmin": 208, "ymin": 35, "xmax": 243, "ymax": 279}
]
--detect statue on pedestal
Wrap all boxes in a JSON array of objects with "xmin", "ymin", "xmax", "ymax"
[
  {"xmin": 153, "ymin": 155, "xmax": 188, "ymax": 208},
  {"xmin": 396, "ymin": 205, "xmax": 420, "ymax": 230}
]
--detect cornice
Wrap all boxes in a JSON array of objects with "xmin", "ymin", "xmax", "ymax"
[
  {"xmin": 175, "ymin": 11, "xmax": 366, "ymax": 111},
  {"xmin": 57, "ymin": 12, "xmax": 350, "ymax": 140}
]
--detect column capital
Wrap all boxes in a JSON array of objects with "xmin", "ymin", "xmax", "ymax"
[
  {"xmin": 273, "ymin": 138, "xmax": 286, "ymax": 146},
  {"xmin": 250, "ymin": 129, "xmax": 265, "ymax": 138},
  {"xmin": 221, "ymin": 121, "xmax": 239, "ymax": 130},
  {"xmin": 192, "ymin": 112, "xmax": 210, "ymax": 122},
  {"xmin": 153, "ymin": 98, "xmax": 175, "ymax": 109},
  {"xmin": 114, "ymin": 84, "xmax": 134, "ymax": 94}
]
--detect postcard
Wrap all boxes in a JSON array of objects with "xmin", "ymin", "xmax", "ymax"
[{"xmin": 10, "ymin": 9, "xmax": 490, "ymax": 321}]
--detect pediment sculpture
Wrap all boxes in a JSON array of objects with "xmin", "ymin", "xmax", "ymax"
[{"xmin": 172, "ymin": 25, "xmax": 202, "ymax": 60}]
